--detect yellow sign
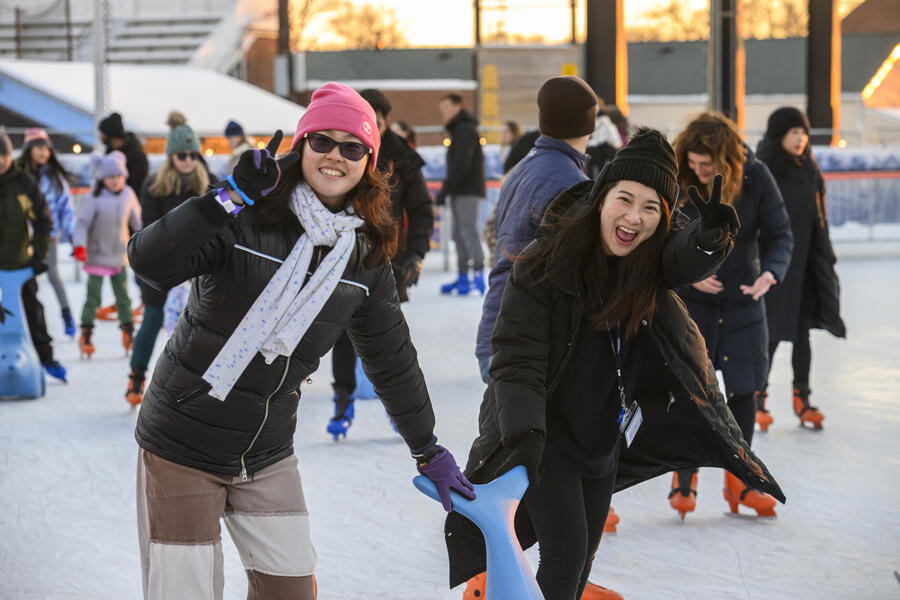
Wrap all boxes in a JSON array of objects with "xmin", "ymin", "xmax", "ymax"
[{"xmin": 561, "ymin": 63, "xmax": 578, "ymax": 76}]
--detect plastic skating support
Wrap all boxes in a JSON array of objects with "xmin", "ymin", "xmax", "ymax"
[
  {"xmin": 353, "ymin": 356, "xmax": 377, "ymax": 399},
  {"xmin": 414, "ymin": 466, "xmax": 543, "ymax": 600},
  {"xmin": 0, "ymin": 268, "xmax": 46, "ymax": 399}
]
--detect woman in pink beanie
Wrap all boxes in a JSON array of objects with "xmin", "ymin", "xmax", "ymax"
[{"xmin": 126, "ymin": 82, "xmax": 473, "ymax": 600}]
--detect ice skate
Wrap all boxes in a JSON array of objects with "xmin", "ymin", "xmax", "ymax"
[
  {"xmin": 326, "ymin": 394, "xmax": 355, "ymax": 440},
  {"xmin": 462, "ymin": 572, "xmax": 485, "ymax": 599},
  {"xmin": 43, "ymin": 361, "xmax": 67, "ymax": 383},
  {"xmin": 126, "ymin": 368, "xmax": 145, "ymax": 408},
  {"xmin": 61, "ymin": 308, "xmax": 76, "ymax": 338},
  {"xmin": 723, "ymin": 472, "xmax": 776, "ymax": 518},
  {"xmin": 96, "ymin": 303, "xmax": 117, "ymax": 321},
  {"xmin": 79, "ymin": 325, "xmax": 95, "ymax": 359},
  {"xmin": 793, "ymin": 386, "xmax": 824, "ymax": 430},
  {"xmin": 472, "ymin": 270, "xmax": 486, "ymax": 296},
  {"xmin": 581, "ymin": 582, "xmax": 624, "ymax": 600},
  {"xmin": 121, "ymin": 322, "xmax": 134, "ymax": 355},
  {"xmin": 603, "ymin": 506, "xmax": 619, "ymax": 533},
  {"xmin": 669, "ymin": 470, "xmax": 698, "ymax": 520},
  {"xmin": 755, "ymin": 389, "xmax": 773, "ymax": 432},
  {"xmin": 441, "ymin": 272, "xmax": 471, "ymax": 295}
]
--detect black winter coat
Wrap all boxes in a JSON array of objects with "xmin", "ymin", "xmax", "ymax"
[
  {"xmin": 379, "ymin": 128, "xmax": 434, "ymax": 300},
  {"xmin": 677, "ymin": 153, "xmax": 794, "ymax": 395},
  {"xmin": 127, "ymin": 190, "xmax": 436, "ymax": 477},
  {"xmin": 438, "ymin": 109, "xmax": 485, "ymax": 202},
  {"xmin": 0, "ymin": 163, "xmax": 51, "ymax": 269},
  {"xmin": 757, "ymin": 142, "xmax": 845, "ymax": 341},
  {"xmin": 108, "ymin": 133, "xmax": 149, "ymax": 198},
  {"xmin": 137, "ymin": 168, "xmax": 212, "ymax": 305},
  {"xmin": 444, "ymin": 183, "xmax": 785, "ymax": 587}
]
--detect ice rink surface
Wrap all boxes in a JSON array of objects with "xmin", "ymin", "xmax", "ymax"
[{"xmin": 1, "ymin": 250, "xmax": 898, "ymax": 599}]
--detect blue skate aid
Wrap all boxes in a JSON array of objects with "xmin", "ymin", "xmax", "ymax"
[
  {"xmin": 414, "ymin": 465, "xmax": 543, "ymax": 599},
  {"xmin": 353, "ymin": 356, "xmax": 377, "ymax": 399},
  {"xmin": 0, "ymin": 268, "xmax": 46, "ymax": 399}
]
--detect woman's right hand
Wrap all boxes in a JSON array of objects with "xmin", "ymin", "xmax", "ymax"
[
  {"xmin": 691, "ymin": 274, "xmax": 724, "ymax": 295},
  {"xmin": 227, "ymin": 130, "xmax": 299, "ymax": 205},
  {"xmin": 689, "ymin": 173, "xmax": 740, "ymax": 251}
]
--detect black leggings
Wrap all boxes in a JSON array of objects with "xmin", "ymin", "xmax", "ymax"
[
  {"xmin": 523, "ymin": 468, "xmax": 616, "ymax": 600},
  {"xmin": 22, "ymin": 277, "xmax": 54, "ymax": 365},
  {"xmin": 768, "ymin": 311, "xmax": 812, "ymax": 389},
  {"xmin": 332, "ymin": 329, "xmax": 356, "ymax": 399}
]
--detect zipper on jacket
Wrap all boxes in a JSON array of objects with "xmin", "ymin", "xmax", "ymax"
[
  {"xmin": 175, "ymin": 384, "xmax": 206, "ymax": 403},
  {"xmin": 239, "ymin": 356, "xmax": 291, "ymax": 481}
]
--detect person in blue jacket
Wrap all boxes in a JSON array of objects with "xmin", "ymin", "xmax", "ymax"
[{"xmin": 668, "ymin": 111, "xmax": 793, "ymax": 519}]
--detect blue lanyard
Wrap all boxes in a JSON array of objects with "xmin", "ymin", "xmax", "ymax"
[{"xmin": 606, "ymin": 322, "xmax": 628, "ymax": 424}]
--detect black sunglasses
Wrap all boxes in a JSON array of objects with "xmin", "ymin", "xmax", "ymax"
[
  {"xmin": 304, "ymin": 133, "xmax": 371, "ymax": 162},
  {"xmin": 175, "ymin": 151, "xmax": 200, "ymax": 161}
]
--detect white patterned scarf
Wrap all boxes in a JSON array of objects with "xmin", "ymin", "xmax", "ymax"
[{"xmin": 203, "ymin": 182, "xmax": 364, "ymax": 400}]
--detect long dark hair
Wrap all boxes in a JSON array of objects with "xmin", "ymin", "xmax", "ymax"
[
  {"xmin": 259, "ymin": 145, "xmax": 398, "ymax": 268},
  {"xmin": 520, "ymin": 179, "xmax": 671, "ymax": 338},
  {"xmin": 17, "ymin": 144, "xmax": 74, "ymax": 191}
]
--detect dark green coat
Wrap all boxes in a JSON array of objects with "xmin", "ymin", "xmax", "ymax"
[{"xmin": 445, "ymin": 183, "xmax": 786, "ymax": 587}]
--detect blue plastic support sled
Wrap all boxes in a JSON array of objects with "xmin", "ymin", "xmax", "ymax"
[
  {"xmin": 0, "ymin": 268, "xmax": 45, "ymax": 399},
  {"xmin": 413, "ymin": 465, "xmax": 543, "ymax": 599},
  {"xmin": 353, "ymin": 356, "xmax": 377, "ymax": 399}
]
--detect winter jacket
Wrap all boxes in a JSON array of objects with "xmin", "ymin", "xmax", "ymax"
[
  {"xmin": 757, "ymin": 141, "xmax": 845, "ymax": 341},
  {"xmin": 38, "ymin": 168, "xmax": 75, "ymax": 242},
  {"xmin": 137, "ymin": 170, "xmax": 210, "ymax": 305},
  {"xmin": 0, "ymin": 163, "xmax": 51, "ymax": 270},
  {"xmin": 127, "ymin": 189, "xmax": 437, "ymax": 478},
  {"xmin": 108, "ymin": 133, "xmax": 149, "ymax": 198},
  {"xmin": 73, "ymin": 186, "xmax": 142, "ymax": 268},
  {"xmin": 380, "ymin": 128, "xmax": 434, "ymax": 301},
  {"xmin": 445, "ymin": 183, "xmax": 785, "ymax": 586},
  {"xmin": 437, "ymin": 109, "xmax": 485, "ymax": 203},
  {"xmin": 475, "ymin": 136, "xmax": 589, "ymax": 359},
  {"xmin": 677, "ymin": 152, "xmax": 793, "ymax": 395}
]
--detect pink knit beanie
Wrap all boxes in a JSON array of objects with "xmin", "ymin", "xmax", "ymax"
[{"xmin": 291, "ymin": 82, "xmax": 380, "ymax": 166}]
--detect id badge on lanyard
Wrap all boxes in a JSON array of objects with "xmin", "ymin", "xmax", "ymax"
[{"xmin": 608, "ymin": 323, "xmax": 643, "ymax": 447}]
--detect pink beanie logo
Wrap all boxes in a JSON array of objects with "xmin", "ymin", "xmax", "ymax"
[{"xmin": 291, "ymin": 82, "xmax": 381, "ymax": 165}]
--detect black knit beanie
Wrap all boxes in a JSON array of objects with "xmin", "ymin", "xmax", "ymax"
[
  {"xmin": 602, "ymin": 128, "xmax": 678, "ymax": 208},
  {"xmin": 537, "ymin": 76, "xmax": 598, "ymax": 139},
  {"xmin": 99, "ymin": 112, "xmax": 125, "ymax": 139},
  {"xmin": 765, "ymin": 106, "xmax": 810, "ymax": 141}
]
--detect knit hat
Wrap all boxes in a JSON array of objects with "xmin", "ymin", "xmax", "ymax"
[
  {"xmin": 24, "ymin": 128, "xmax": 51, "ymax": 146},
  {"xmin": 601, "ymin": 128, "xmax": 678, "ymax": 208},
  {"xmin": 224, "ymin": 120, "xmax": 244, "ymax": 137},
  {"xmin": 99, "ymin": 112, "xmax": 125, "ymax": 139},
  {"xmin": 165, "ymin": 111, "xmax": 201, "ymax": 157},
  {"xmin": 92, "ymin": 150, "xmax": 128, "ymax": 179},
  {"xmin": 537, "ymin": 76, "xmax": 599, "ymax": 139},
  {"xmin": 765, "ymin": 106, "xmax": 810, "ymax": 141},
  {"xmin": 291, "ymin": 82, "xmax": 380, "ymax": 166}
]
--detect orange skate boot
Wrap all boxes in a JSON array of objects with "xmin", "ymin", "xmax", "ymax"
[
  {"xmin": 78, "ymin": 325, "xmax": 95, "ymax": 359},
  {"xmin": 126, "ymin": 368, "xmax": 145, "ymax": 408},
  {"xmin": 755, "ymin": 390, "xmax": 773, "ymax": 432},
  {"xmin": 463, "ymin": 572, "xmax": 485, "ymax": 599},
  {"xmin": 723, "ymin": 472, "xmax": 776, "ymax": 517},
  {"xmin": 603, "ymin": 506, "xmax": 620, "ymax": 533},
  {"xmin": 668, "ymin": 469, "xmax": 698, "ymax": 520},
  {"xmin": 582, "ymin": 582, "xmax": 624, "ymax": 600},
  {"xmin": 793, "ymin": 386, "xmax": 824, "ymax": 430},
  {"xmin": 95, "ymin": 303, "xmax": 117, "ymax": 321}
]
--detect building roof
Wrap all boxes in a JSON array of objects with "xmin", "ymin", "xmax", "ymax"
[{"xmin": 0, "ymin": 59, "xmax": 305, "ymax": 144}]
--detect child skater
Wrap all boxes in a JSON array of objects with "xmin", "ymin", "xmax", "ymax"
[{"xmin": 73, "ymin": 151, "xmax": 141, "ymax": 358}]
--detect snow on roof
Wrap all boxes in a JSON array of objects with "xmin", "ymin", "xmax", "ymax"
[{"xmin": 0, "ymin": 59, "xmax": 305, "ymax": 137}]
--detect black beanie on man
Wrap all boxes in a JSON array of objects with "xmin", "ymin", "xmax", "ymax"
[
  {"xmin": 99, "ymin": 112, "xmax": 125, "ymax": 139},
  {"xmin": 602, "ymin": 128, "xmax": 679, "ymax": 208},
  {"xmin": 765, "ymin": 106, "xmax": 810, "ymax": 141},
  {"xmin": 537, "ymin": 76, "xmax": 598, "ymax": 139}
]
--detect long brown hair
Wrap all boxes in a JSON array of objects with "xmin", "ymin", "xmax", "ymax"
[
  {"xmin": 148, "ymin": 156, "xmax": 209, "ymax": 198},
  {"xmin": 673, "ymin": 111, "xmax": 745, "ymax": 206},
  {"xmin": 521, "ymin": 179, "xmax": 671, "ymax": 338},
  {"xmin": 259, "ymin": 145, "xmax": 398, "ymax": 269}
]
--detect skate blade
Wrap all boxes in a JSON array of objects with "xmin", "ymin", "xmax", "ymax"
[{"xmin": 724, "ymin": 511, "xmax": 776, "ymax": 520}]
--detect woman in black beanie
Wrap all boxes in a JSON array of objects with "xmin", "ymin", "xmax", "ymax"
[
  {"xmin": 445, "ymin": 129, "xmax": 785, "ymax": 600},
  {"xmin": 756, "ymin": 106, "xmax": 846, "ymax": 430}
]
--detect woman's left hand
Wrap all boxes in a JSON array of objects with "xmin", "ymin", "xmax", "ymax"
[
  {"xmin": 227, "ymin": 130, "xmax": 299, "ymax": 205},
  {"xmin": 689, "ymin": 173, "xmax": 741, "ymax": 251},
  {"xmin": 416, "ymin": 445, "xmax": 476, "ymax": 511},
  {"xmin": 740, "ymin": 271, "xmax": 776, "ymax": 300}
]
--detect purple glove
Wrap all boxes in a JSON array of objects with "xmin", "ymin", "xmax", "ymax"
[{"xmin": 416, "ymin": 445, "xmax": 476, "ymax": 511}]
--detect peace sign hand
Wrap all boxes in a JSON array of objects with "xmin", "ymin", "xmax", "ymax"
[
  {"xmin": 688, "ymin": 173, "xmax": 740, "ymax": 252},
  {"xmin": 228, "ymin": 130, "xmax": 300, "ymax": 205}
]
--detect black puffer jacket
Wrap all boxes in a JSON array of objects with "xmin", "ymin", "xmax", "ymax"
[
  {"xmin": 757, "ymin": 141, "xmax": 845, "ymax": 340},
  {"xmin": 437, "ymin": 109, "xmax": 485, "ymax": 202},
  {"xmin": 444, "ymin": 183, "xmax": 785, "ymax": 587},
  {"xmin": 128, "ymin": 190, "xmax": 436, "ymax": 477}
]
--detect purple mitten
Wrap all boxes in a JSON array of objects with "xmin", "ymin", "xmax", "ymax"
[{"xmin": 416, "ymin": 445, "xmax": 476, "ymax": 511}]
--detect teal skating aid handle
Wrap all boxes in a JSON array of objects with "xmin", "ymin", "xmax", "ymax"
[{"xmin": 413, "ymin": 465, "xmax": 544, "ymax": 599}]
